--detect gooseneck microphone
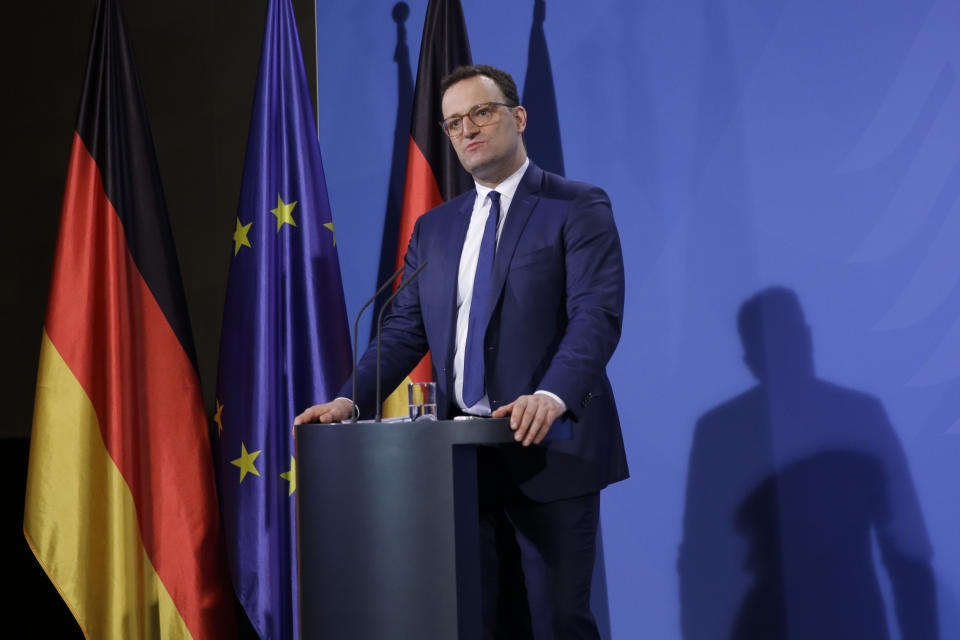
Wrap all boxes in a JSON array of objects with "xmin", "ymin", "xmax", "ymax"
[
  {"xmin": 350, "ymin": 266, "xmax": 404, "ymax": 422},
  {"xmin": 375, "ymin": 261, "xmax": 428, "ymax": 422}
]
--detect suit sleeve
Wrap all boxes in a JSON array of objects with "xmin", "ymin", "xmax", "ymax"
[{"xmin": 537, "ymin": 186, "xmax": 625, "ymax": 418}]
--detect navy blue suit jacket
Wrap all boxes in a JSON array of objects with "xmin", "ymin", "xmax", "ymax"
[{"xmin": 345, "ymin": 162, "xmax": 628, "ymax": 502}]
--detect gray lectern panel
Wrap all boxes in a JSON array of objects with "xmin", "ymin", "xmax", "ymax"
[{"xmin": 296, "ymin": 418, "xmax": 517, "ymax": 640}]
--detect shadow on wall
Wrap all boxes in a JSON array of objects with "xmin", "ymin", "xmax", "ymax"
[
  {"xmin": 369, "ymin": 2, "xmax": 414, "ymax": 341},
  {"xmin": 678, "ymin": 286, "xmax": 938, "ymax": 639}
]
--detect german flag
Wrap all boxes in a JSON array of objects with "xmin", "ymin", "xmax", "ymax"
[
  {"xmin": 383, "ymin": 0, "xmax": 473, "ymax": 416},
  {"xmin": 23, "ymin": 1, "xmax": 234, "ymax": 638}
]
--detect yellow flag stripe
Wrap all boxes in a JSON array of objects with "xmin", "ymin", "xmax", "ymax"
[
  {"xmin": 381, "ymin": 375, "xmax": 415, "ymax": 419},
  {"xmin": 24, "ymin": 332, "xmax": 193, "ymax": 639}
]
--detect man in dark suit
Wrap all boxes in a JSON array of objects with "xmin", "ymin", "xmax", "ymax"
[{"xmin": 296, "ymin": 64, "xmax": 627, "ymax": 639}]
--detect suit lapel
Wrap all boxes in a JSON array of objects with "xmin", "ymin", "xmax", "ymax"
[
  {"xmin": 432, "ymin": 192, "xmax": 475, "ymax": 378},
  {"xmin": 483, "ymin": 163, "xmax": 543, "ymax": 328}
]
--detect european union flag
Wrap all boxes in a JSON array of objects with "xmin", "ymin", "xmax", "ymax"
[{"xmin": 214, "ymin": 0, "xmax": 351, "ymax": 637}]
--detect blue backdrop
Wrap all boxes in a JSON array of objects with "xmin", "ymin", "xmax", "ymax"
[{"xmin": 315, "ymin": 0, "xmax": 960, "ymax": 637}]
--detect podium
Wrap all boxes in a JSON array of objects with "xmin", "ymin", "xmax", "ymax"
[{"xmin": 295, "ymin": 417, "xmax": 519, "ymax": 639}]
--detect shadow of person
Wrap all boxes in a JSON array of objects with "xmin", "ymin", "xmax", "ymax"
[{"xmin": 678, "ymin": 286, "xmax": 938, "ymax": 639}]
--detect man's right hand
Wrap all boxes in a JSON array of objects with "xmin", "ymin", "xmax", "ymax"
[{"xmin": 294, "ymin": 397, "xmax": 355, "ymax": 425}]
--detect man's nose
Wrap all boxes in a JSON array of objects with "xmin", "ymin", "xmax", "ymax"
[{"xmin": 461, "ymin": 116, "xmax": 480, "ymax": 137}]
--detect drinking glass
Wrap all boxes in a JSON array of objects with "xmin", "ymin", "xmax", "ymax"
[{"xmin": 408, "ymin": 381, "xmax": 437, "ymax": 421}]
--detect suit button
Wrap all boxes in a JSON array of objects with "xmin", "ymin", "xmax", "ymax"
[{"xmin": 581, "ymin": 392, "xmax": 593, "ymax": 408}]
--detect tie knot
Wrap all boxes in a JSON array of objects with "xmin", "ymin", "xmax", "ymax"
[{"xmin": 488, "ymin": 191, "xmax": 501, "ymax": 206}]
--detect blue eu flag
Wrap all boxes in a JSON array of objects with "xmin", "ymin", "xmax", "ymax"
[{"xmin": 214, "ymin": 0, "xmax": 351, "ymax": 637}]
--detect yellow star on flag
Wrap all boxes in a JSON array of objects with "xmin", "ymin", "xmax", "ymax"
[
  {"xmin": 280, "ymin": 456, "xmax": 296, "ymax": 496},
  {"xmin": 231, "ymin": 442, "xmax": 262, "ymax": 483},
  {"xmin": 271, "ymin": 194, "xmax": 298, "ymax": 231},
  {"xmin": 324, "ymin": 222, "xmax": 336, "ymax": 246},
  {"xmin": 233, "ymin": 217, "xmax": 252, "ymax": 255},
  {"xmin": 213, "ymin": 399, "xmax": 224, "ymax": 437}
]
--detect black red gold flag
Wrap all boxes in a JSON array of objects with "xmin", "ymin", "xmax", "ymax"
[
  {"xmin": 383, "ymin": 0, "xmax": 473, "ymax": 415},
  {"xmin": 23, "ymin": 1, "xmax": 234, "ymax": 637}
]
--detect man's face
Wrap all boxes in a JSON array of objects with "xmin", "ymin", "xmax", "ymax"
[{"xmin": 441, "ymin": 75, "xmax": 527, "ymax": 186}]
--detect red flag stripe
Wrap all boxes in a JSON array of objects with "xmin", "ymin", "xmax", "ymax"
[
  {"xmin": 395, "ymin": 135, "xmax": 445, "ymax": 276},
  {"xmin": 395, "ymin": 136, "xmax": 445, "ymax": 382}
]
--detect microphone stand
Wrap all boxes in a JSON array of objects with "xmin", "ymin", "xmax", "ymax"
[
  {"xmin": 375, "ymin": 261, "xmax": 428, "ymax": 421},
  {"xmin": 349, "ymin": 266, "xmax": 404, "ymax": 422}
]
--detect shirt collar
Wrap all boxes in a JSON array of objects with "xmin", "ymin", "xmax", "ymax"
[{"xmin": 474, "ymin": 157, "xmax": 530, "ymax": 205}]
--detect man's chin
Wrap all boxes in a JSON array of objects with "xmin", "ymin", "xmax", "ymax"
[
  {"xmin": 461, "ymin": 153, "xmax": 487, "ymax": 172},
  {"xmin": 462, "ymin": 157, "xmax": 497, "ymax": 181}
]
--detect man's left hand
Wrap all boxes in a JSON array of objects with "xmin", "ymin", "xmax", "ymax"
[{"xmin": 492, "ymin": 394, "xmax": 564, "ymax": 447}]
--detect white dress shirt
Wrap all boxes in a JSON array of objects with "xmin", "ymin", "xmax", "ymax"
[{"xmin": 453, "ymin": 158, "xmax": 566, "ymax": 415}]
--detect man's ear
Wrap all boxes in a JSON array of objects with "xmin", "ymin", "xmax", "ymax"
[{"xmin": 513, "ymin": 105, "xmax": 527, "ymax": 134}]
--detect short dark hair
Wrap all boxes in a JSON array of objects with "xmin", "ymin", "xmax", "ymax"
[{"xmin": 440, "ymin": 64, "xmax": 520, "ymax": 107}]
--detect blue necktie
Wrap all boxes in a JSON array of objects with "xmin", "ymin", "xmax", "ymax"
[{"xmin": 463, "ymin": 191, "xmax": 501, "ymax": 407}]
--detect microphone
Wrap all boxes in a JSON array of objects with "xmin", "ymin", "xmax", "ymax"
[
  {"xmin": 375, "ymin": 261, "xmax": 428, "ymax": 421},
  {"xmin": 350, "ymin": 265, "xmax": 404, "ymax": 422}
]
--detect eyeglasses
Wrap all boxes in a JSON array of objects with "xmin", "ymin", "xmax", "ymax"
[{"xmin": 440, "ymin": 102, "xmax": 514, "ymax": 138}]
